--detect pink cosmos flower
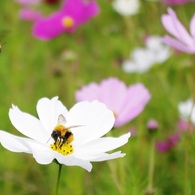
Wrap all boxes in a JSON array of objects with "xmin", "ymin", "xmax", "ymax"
[
  {"xmin": 163, "ymin": 0, "xmax": 192, "ymax": 5},
  {"xmin": 162, "ymin": 7, "xmax": 195, "ymax": 54},
  {"xmin": 75, "ymin": 77, "xmax": 151, "ymax": 127},
  {"xmin": 33, "ymin": 0, "xmax": 100, "ymax": 40},
  {"xmin": 177, "ymin": 119, "xmax": 195, "ymax": 132},
  {"xmin": 16, "ymin": 0, "xmax": 41, "ymax": 5},
  {"xmin": 19, "ymin": 8, "xmax": 42, "ymax": 21},
  {"xmin": 147, "ymin": 119, "xmax": 158, "ymax": 131},
  {"xmin": 16, "ymin": 0, "xmax": 42, "ymax": 21},
  {"xmin": 156, "ymin": 133, "xmax": 180, "ymax": 152}
]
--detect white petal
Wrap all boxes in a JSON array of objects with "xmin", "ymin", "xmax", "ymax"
[
  {"xmin": 30, "ymin": 143, "xmax": 54, "ymax": 164},
  {"xmin": 178, "ymin": 98, "xmax": 195, "ymax": 124},
  {"xmin": 0, "ymin": 130, "xmax": 54, "ymax": 164},
  {"xmin": 9, "ymin": 106, "xmax": 49, "ymax": 143},
  {"xmin": 55, "ymin": 153, "xmax": 92, "ymax": 172},
  {"xmin": 178, "ymin": 99, "xmax": 193, "ymax": 119},
  {"xmin": 91, "ymin": 151, "xmax": 126, "ymax": 162},
  {"xmin": 0, "ymin": 130, "xmax": 32, "ymax": 153},
  {"xmin": 66, "ymin": 101, "xmax": 115, "ymax": 146},
  {"xmin": 75, "ymin": 133, "xmax": 130, "ymax": 155},
  {"xmin": 36, "ymin": 97, "xmax": 69, "ymax": 135},
  {"xmin": 74, "ymin": 151, "xmax": 126, "ymax": 161}
]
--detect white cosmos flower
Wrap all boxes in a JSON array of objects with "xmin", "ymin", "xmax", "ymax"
[
  {"xmin": 122, "ymin": 48, "xmax": 154, "ymax": 73},
  {"xmin": 178, "ymin": 99, "xmax": 195, "ymax": 124},
  {"xmin": 0, "ymin": 97, "xmax": 130, "ymax": 172},
  {"xmin": 112, "ymin": 0, "xmax": 140, "ymax": 16},
  {"xmin": 122, "ymin": 36, "xmax": 171, "ymax": 73}
]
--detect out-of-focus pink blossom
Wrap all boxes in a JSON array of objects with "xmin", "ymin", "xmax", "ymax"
[
  {"xmin": 177, "ymin": 119, "xmax": 195, "ymax": 132},
  {"xmin": 147, "ymin": 119, "xmax": 158, "ymax": 131},
  {"xmin": 163, "ymin": 0, "xmax": 193, "ymax": 5},
  {"xmin": 16, "ymin": 0, "xmax": 41, "ymax": 5},
  {"xmin": 129, "ymin": 126, "xmax": 137, "ymax": 136},
  {"xmin": 19, "ymin": 8, "xmax": 42, "ymax": 21},
  {"xmin": 33, "ymin": 0, "xmax": 99, "ymax": 40},
  {"xmin": 161, "ymin": 8, "xmax": 195, "ymax": 54},
  {"xmin": 156, "ymin": 133, "xmax": 180, "ymax": 152},
  {"xmin": 75, "ymin": 77, "xmax": 151, "ymax": 127}
]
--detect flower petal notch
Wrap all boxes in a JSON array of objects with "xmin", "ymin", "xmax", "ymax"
[
  {"xmin": 75, "ymin": 77, "xmax": 151, "ymax": 127},
  {"xmin": 32, "ymin": 0, "xmax": 100, "ymax": 40},
  {"xmin": 0, "ymin": 97, "xmax": 130, "ymax": 172},
  {"xmin": 161, "ymin": 7, "xmax": 195, "ymax": 54}
]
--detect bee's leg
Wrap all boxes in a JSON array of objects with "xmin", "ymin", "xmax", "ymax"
[{"xmin": 59, "ymin": 137, "xmax": 65, "ymax": 148}]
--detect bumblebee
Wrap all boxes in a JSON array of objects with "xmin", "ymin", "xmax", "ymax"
[{"xmin": 51, "ymin": 114, "xmax": 74, "ymax": 146}]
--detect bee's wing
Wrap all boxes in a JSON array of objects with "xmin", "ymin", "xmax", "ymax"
[{"xmin": 57, "ymin": 114, "xmax": 66, "ymax": 125}]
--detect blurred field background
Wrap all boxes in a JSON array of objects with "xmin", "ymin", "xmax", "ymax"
[{"xmin": 1, "ymin": 0, "xmax": 195, "ymax": 195}]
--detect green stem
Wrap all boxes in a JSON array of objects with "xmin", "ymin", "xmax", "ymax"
[
  {"xmin": 183, "ymin": 100, "xmax": 193, "ymax": 195},
  {"xmin": 146, "ymin": 136, "xmax": 155, "ymax": 195},
  {"xmin": 55, "ymin": 164, "xmax": 62, "ymax": 195},
  {"xmin": 184, "ymin": 131, "xmax": 189, "ymax": 195},
  {"xmin": 183, "ymin": 95, "xmax": 193, "ymax": 195},
  {"xmin": 108, "ymin": 161, "xmax": 123, "ymax": 195},
  {"xmin": 183, "ymin": 60, "xmax": 195, "ymax": 195},
  {"xmin": 123, "ymin": 16, "xmax": 134, "ymax": 41}
]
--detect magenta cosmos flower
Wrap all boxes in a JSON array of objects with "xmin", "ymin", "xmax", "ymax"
[
  {"xmin": 162, "ymin": 8, "xmax": 195, "ymax": 54},
  {"xmin": 75, "ymin": 78, "xmax": 151, "ymax": 127},
  {"xmin": 32, "ymin": 0, "xmax": 99, "ymax": 40},
  {"xmin": 156, "ymin": 133, "xmax": 180, "ymax": 152},
  {"xmin": 163, "ymin": 0, "xmax": 192, "ymax": 5}
]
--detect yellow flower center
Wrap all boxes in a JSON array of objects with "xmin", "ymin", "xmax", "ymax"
[
  {"xmin": 50, "ymin": 141, "xmax": 74, "ymax": 156},
  {"xmin": 62, "ymin": 16, "xmax": 74, "ymax": 28}
]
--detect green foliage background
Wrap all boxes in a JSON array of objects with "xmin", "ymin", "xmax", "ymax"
[{"xmin": 0, "ymin": 1, "xmax": 195, "ymax": 194}]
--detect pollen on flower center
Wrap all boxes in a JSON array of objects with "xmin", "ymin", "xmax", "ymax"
[
  {"xmin": 62, "ymin": 16, "xmax": 74, "ymax": 28},
  {"xmin": 50, "ymin": 141, "xmax": 74, "ymax": 156}
]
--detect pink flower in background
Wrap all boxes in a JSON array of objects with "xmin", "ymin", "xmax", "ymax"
[
  {"xmin": 33, "ymin": 0, "xmax": 100, "ymax": 40},
  {"xmin": 19, "ymin": 8, "xmax": 42, "ymax": 21},
  {"xmin": 162, "ymin": 8, "xmax": 195, "ymax": 54},
  {"xmin": 75, "ymin": 77, "xmax": 151, "ymax": 127},
  {"xmin": 177, "ymin": 119, "xmax": 195, "ymax": 132},
  {"xmin": 16, "ymin": 0, "xmax": 41, "ymax": 5},
  {"xmin": 156, "ymin": 133, "xmax": 180, "ymax": 152},
  {"xmin": 16, "ymin": 0, "xmax": 42, "ymax": 21},
  {"xmin": 163, "ymin": 0, "xmax": 193, "ymax": 5},
  {"xmin": 147, "ymin": 119, "xmax": 158, "ymax": 131}
]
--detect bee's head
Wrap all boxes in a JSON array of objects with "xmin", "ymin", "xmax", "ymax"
[{"xmin": 51, "ymin": 131, "xmax": 61, "ymax": 141}]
